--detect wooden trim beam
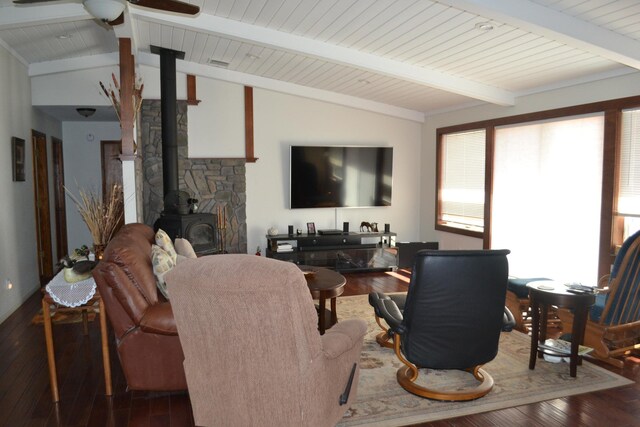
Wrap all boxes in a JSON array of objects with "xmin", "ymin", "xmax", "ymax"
[
  {"xmin": 244, "ymin": 86, "xmax": 257, "ymax": 163},
  {"xmin": 119, "ymin": 38, "xmax": 135, "ymax": 157},
  {"xmin": 186, "ymin": 74, "xmax": 200, "ymax": 105},
  {"xmin": 599, "ymin": 110, "xmax": 620, "ymax": 279}
]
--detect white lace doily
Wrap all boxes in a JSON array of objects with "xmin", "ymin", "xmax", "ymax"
[{"xmin": 46, "ymin": 270, "xmax": 97, "ymax": 308}]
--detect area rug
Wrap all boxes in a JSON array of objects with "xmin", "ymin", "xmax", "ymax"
[{"xmin": 335, "ymin": 294, "xmax": 633, "ymax": 427}]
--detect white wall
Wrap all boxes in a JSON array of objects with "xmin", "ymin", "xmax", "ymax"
[
  {"xmin": 0, "ymin": 44, "xmax": 64, "ymax": 323},
  {"xmin": 62, "ymin": 122, "xmax": 121, "ymax": 251},
  {"xmin": 421, "ymin": 71, "xmax": 640, "ymax": 250},
  {"xmin": 246, "ymin": 89, "xmax": 423, "ymax": 255},
  {"xmin": 31, "ymin": 66, "xmax": 118, "ymax": 107},
  {"xmin": 187, "ymin": 78, "xmax": 245, "ymax": 158}
]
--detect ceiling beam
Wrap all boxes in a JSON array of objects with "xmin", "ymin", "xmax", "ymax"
[
  {"xmin": 29, "ymin": 53, "xmax": 119, "ymax": 77},
  {"xmin": 0, "ymin": 3, "xmax": 92, "ymax": 30},
  {"xmin": 136, "ymin": 51, "xmax": 425, "ymax": 122},
  {"xmin": 442, "ymin": 0, "xmax": 640, "ymax": 70},
  {"xmin": 113, "ymin": 6, "xmax": 140, "ymax": 56},
  {"xmin": 129, "ymin": 8, "xmax": 515, "ymax": 106}
]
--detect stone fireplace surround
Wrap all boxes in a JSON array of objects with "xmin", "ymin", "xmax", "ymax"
[{"xmin": 139, "ymin": 99, "xmax": 247, "ymax": 254}]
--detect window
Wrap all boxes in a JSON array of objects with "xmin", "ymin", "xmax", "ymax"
[
  {"xmin": 437, "ymin": 129, "xmax": 485, "ymax": 234},
  {"xmin": 619, "ymin": 109, "xmax": 640, "ymax": 241},
  {"xmin": 491, "ymin": 114, "xmax": 604, "ymax": 284}
]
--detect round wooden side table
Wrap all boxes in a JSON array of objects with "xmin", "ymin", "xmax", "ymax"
[
  {"xmin": 300, "ymin": 266, "xmax": 346, "ymax": 334},
  {"xmin": 527, "ymin": 281, "xmax": 596, "ymax": 378}
]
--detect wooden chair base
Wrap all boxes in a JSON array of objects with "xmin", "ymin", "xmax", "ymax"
[
  {"xmin": 374, "ymin": 315, "xmax": 394, "ymax": 348},
  {"xmin": 375, "ymin": 331, "xmax": 393, "ymax": 348},
  {"xmin": 392, "ymin": 335, "xmax": 493, "ymax": 401},
  {"xmin": 396, "ymin": 365, "xmax": 494, "ymax": 401}
]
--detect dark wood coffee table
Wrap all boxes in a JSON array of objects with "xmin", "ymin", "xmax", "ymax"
[{"xmin": 300, "ymin": 266, "xmax": 346, "ymax": 334}]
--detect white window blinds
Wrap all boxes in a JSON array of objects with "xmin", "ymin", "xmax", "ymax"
[
  {"xmin": 619, "ymin": 109, "xmax": 640, "ymax": 216},
  {"xmin": 440, "ymin": 129, "xmax": 485, "ymax": 230},
  {"xmin": 491, "ymin": 114, "xmax": 604, "ymax": 284}
]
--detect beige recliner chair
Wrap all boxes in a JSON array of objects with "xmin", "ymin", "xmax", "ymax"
[{"xmin": 166, "ymin": 254, "xmax": 367, "ymax": 427}]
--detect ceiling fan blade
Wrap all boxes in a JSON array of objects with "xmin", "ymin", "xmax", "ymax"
[
  {"xmin": 108, "ymin": 12, "xmax": 125, "ymax": 26},
  {"xmin": 129, "ymin": 0, "xmax": 199, "ymax": 15},
  {"xmin": 13, "ymin": 0, "xmax": 64, "ymax": 3}
]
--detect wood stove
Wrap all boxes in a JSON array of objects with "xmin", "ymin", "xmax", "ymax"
[{"xmin": 150, "ymin": 45, "xmax": 218, "ymax": 255}]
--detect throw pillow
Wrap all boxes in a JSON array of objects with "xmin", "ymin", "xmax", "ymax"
[
  {"xmin": 151, "ymin": 244, "xmax": 176, "ymax": 299},
  {"xmin": 155, "ymin": 229, "xmax": 177, "ymax": 264},
  {"xmin": 175, "ymin": 238, "xmax": 197, "ymax": 259}
]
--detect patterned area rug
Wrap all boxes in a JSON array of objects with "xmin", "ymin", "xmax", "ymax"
[{"xmin": 336, "ymin": 294, "xmax": 633, "ymax": 427}]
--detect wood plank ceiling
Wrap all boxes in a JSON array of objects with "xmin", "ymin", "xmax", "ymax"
[{"xmin": 1, "ymin": 0, "xmax": 639, "ymax": 119}]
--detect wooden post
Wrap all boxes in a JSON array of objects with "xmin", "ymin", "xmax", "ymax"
[
  {"xmin": 187, "ymin": 74, "xmax": 200, "ymax": 105},
  {"xmin": 119, "ymin": 38, "xmax": 135, "ymax": 158},
  {"xmin": 244, "ymin": 86, "xmax": 258, "ymax": 163}
]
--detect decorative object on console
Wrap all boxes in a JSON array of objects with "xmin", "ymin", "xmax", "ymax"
[
  {"xmin": 307, "ymin": 222, "xmax": 316, "ymax": 234},
  {"xmin": 343, "ymin": 222, "xmax": 349, "ymax": 233},
  {"xmin": 384, "ymin": 223, "xmax": 390, "ymax": 233},
  {"xmin": 288, "ymin": 225, "xmax": 294, "ymax": 235},
  {"xmin": 358, "ymin": 222, "xmax": 380, "ymax": 232},
  {"xmin": 267, "ymin": 227, "xmax": 278, "ymax": 236},
  {"xmin": 65, "ymin": 183, "xmax": 124, "ymax": 257}
]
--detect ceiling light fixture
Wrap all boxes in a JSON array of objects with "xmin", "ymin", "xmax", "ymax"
[
  {"xmin": 76, "ymin": 107, "xmax": 96, "ymax": 118},
  {"xmin": 83, "ymin": 0, "xmax": 126, "ymax": 22},
  {"xmin": 475, "ymin": 22, "xmax": 494, "ymax": 31},
  {"xmin": 358, "ymin": 79, "xmax": 371, "ymax": 85},
  {"xmin": 246, "ymin": 53, "xmax": 260, "ymax": 60},
  {"xmin": 57, "ymin": 34, "xmax": 73, "ymax": 40}
]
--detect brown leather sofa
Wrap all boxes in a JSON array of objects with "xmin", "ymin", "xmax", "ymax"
[{"xmin": 92, "ymin": 223, "xmax": 187, "ymax": 391}]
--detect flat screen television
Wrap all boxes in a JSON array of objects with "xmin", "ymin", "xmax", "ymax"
[{"xmin": 290, "ymin": 145, "xmax": 393, "ymax": 209}]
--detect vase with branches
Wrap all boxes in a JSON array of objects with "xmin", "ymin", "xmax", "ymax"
[{"xmin": 66, "ymin": 183, "xmax": 124, "ymax": 259}]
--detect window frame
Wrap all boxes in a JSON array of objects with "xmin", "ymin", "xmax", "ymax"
[
  {"xmin": 435, "ymin": 96, "xmax": 640, "ymax": 281},
  {"xmin": 435, "ymin": 127, "xmax": 489, "ymax": 240}
]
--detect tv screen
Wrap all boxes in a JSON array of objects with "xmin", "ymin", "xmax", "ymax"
[{"xmin": 290, "ymin": 145, "xmax": 393, "ymax": 209}]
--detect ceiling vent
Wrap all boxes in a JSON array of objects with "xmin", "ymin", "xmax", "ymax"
[{"xmin": 207, "ymin": 58, "xmax": 230, "ymax": 68}]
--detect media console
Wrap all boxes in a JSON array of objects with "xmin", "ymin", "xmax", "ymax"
[{"xmin": 265, "ymin": 231, "xmax": 397, "ymax": 273}]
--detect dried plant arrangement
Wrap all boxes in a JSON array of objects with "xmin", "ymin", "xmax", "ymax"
[
  {"xmin": 99, "ymin": 73, "xmax": 144, "ymax": 123},
  {"xmin": 65, "ymin": 184, "xmax": 124, "ymax": 246}
]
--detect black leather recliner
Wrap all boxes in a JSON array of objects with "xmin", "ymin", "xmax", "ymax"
[{"xmin": 369, "ymin": 249, "xmax": 512, "ymax": 401}]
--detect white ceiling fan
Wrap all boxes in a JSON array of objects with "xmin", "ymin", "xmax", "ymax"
[{"xmin": 13, "ymin": 0, "xmax": 199, "ymax": 25}]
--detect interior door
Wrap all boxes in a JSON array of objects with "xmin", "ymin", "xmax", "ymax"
[
  {"xmin": 52, "ymin": 137, "xmax": 68, "ymax": 259},
  {"xmin": 101, "ymin": 140, "xmax": 124, "ymax": 232},
  {"xmin": 32, "ymin": 130, "xmax": 53, "ymax": 285}
]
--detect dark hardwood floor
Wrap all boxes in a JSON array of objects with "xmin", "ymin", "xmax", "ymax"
[{"xmin": 1, "ymin": 271, "xmax": 638, "ymax": 427}]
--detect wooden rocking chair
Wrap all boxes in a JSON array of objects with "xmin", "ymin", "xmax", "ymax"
[{"xmin": 557, "ymin": 229, "xmax": 640, "ymax": 368}]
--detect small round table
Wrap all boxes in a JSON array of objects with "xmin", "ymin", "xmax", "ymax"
[
  {"xmin": 527, "ymin": 281, "xmax": 596, "ymax": 377},
  {"xmin": 300, "ymin": 266, "xmax": 346, "ymax": 334}
]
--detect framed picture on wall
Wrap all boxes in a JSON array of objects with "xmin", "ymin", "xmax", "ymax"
[{"xmin": 12, "ymin": 137, "xmax": 25, "ymax": 182}]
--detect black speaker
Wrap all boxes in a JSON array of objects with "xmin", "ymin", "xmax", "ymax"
[
  {"xmin": 288, "ymin": 225, "xmax": 294, "ymax": 235},
  {"xmin": 343, "ymin": 222, "xmax": 349, "ymax": 233},
  {"xmin": 384, "ymin": 223, "xmax": 390, "ymax": 233}
]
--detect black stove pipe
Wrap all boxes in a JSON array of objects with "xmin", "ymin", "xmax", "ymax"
[{"xmin": 150, "ymin": 45, "xmax": 185, "ymax": 202}]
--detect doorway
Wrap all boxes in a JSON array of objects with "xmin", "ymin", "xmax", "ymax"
[
  {"xmin": 52, "ymin": 137, "xmax": 68, "ymax": 259},
  {"xmin": 32, "ymin": 130, "xmax": 53, "ymax": 285}
]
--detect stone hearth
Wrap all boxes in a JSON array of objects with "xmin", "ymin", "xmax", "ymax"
[{"xmin": 139, "ymin": 99, "xmax": 247, "ymax": 253}]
